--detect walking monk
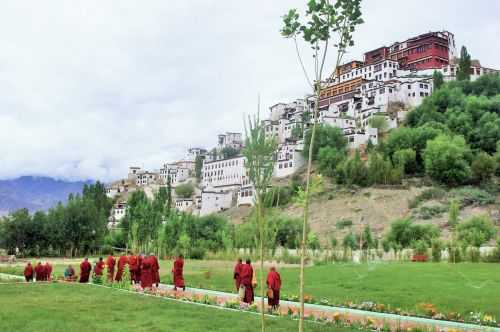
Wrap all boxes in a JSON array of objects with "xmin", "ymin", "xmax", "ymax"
[
  {"xmin": 106, "ymin": 254, "xmax": 116, "ymax": 282},
  {"xmin": 140, "ymin": 254, "xmax": 153, "ymax": 289},
  {"xmin": 240, "ymin": 259, "xmax": 254, "ymax": 304},
  {"xmin": 266, "ymin": 266, "xmax": 282, "ymax": 310},
  {"xmin": 79, "ymin": 258, "xmax": 92, "ymax": 283},
  {"xmin": 35, "ymin": 261, "xmax": 45, "ymax": 281},
  {"xmin": 128, "ymin": 253, "xmax": 139, "ymax": 284},
  {"xmin": 94, "ymin": 257, "xmax": 105, "ymax": 278},
  {"xmin": 115, "ymin": 253, "xmax": 128, "ymax": 282},
  {"xmin": 45, "ymin": 262, "xmax": 52, "ymax": 281},
  {"xmin": 172, "ymin": 255, "xmax": 185, "ymax": 291},
  {"xmin": 24, "ymin": 262, "xmax": 34, "ymax": 282},
  {"xmin": 233, "ymin": 258, "xmax": 243, "ymax": 292},
  {"xmin": 151, "ymin": 253, "xmax": 160, "ymax": 287}
]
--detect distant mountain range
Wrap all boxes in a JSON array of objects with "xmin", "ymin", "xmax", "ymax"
[{"xmin": 0, "ymin": 176, "xmax": 93, "ymax": 216}]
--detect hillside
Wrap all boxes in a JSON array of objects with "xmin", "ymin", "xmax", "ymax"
[{"xmin": 0, "ymin": 176, "xmax": 93, "ymax": 216}]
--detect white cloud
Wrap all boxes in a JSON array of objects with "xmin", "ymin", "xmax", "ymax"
[{"xmin": 0, "ymin": 0, "xmax": 498, "ymax": 181}]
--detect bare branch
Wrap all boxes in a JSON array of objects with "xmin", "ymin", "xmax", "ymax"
[{"xmin": 293, "ymin": 37, "xmax": 314, "ymax": 89}]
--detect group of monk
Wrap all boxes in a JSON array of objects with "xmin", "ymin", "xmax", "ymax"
[
  {"xmin": 233, "ymin": 258, "xmax": 282, "ymax": 310},
  {"xmin": 23, "ymin": 261, "xmax": 52, "ymax": 282}
]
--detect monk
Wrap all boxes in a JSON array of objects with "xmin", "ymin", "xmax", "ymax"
[
  {"xmin": 106, "ymin": 254, "xmax": 116, "ymax": 282},
  {"xmin": 240, "ymin": 259, "xmax": 254, "ymax": 304},
  {"xmin": 115, "ymin": 254, "xmax": 129, "ymax": 282},
  {"xmin": 128, "ymin": 254, "xmax": 138, "ymax": 284},
  {"xmin": 94, "ymin": 257, "xmax": 105, "ymax": 277},
  {"xmin": 24, "ymin": 262, "xmax": 34, "ymax": 282},
  {"xmin": 140, "ymin": 254, "xmax": 153, "ymax": 289},
  {"xmin": 45, "ymin": 262, "xmax": 52, "ymax": 281},
  {"xmin": 136, "ymin": 254, "xmax": 143, "ymax": 284},
  {"xmin": 64, "ymin": 265, "xmax": 76, "ymax": 281},
  {"xmin": 266, "ymin": 266, "xmax": 282, "ymax": 310},
  {"xmin": 233, "ymin": 258, "xmax": 243, "ymax": 292},
  {"xmin": 79, "ymin": 258, "xmax": 92, "ymax": 283},
  {"xmin": 172, "ymin": 255, "xmax": 185, "ymax": 291},
  {"xmin": 35, "ymin": 262, "xmax": 45, "ymax": 281},
  {"xmin": 151, "ymin": 253, "xmax": 160, "ymax": 287}
]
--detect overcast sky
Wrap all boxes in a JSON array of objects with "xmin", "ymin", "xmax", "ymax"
[{"xmin": 0, "ymin": 0, "xmax": 499, "ymax": 182}]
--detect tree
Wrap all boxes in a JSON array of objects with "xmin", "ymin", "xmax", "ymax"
[
  {"xmin": 384, "ymin": 218, "xmax": 440, "ymax": 249},
  {"xmin": 393, "ymin": 148, "xmax": 417, "ymax": 175},
  {"xmin": 433, "ymin": 70, "xmax": 444, "ymax": 90},
  {"xmin": 336, "ymin": 151, "xmax": 369, "ymax": 186},
  {"xmin": 175, "ymin": 183, "xmax": 195, "ymax": 199},
  {"xmin": 471, "ymin": 152, "xmax": 496, "ymax": 183},
  {"xmin": 423, "ymin": 135, "xmax": 472, "ymax": 186},
  {"xmin": 448, "ymin": 200, "xmax": 460, "ymax": 229},
  {"xmin": 456, "ymin": 46, "xmax": 471, "ymax": 81},
  {"xmin": 220, "ymin": 146, "xmax": 239, "ymax": 159},
  {"xmin": 242, "ymin": 111, "xmax": 277, "ymax": 331},
  {"xmin": 457, "ymin": 215, "xmax": 496, "ymax": 248},
  {"xmin": 281, "ymin": 2, "xmax": 363, "ymax": 329},
  {"xmin": 368, "ymin": 115, "xmax": 389, "ymax": 132},
  {"xmin": 303, "ymin": 124, "xmax": 347, "ymax": 160},
  {"xmin": 317, "ymin": 146, "xmax": 345, "ymax": 177}
]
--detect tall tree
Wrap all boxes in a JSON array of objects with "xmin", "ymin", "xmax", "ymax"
[
  {"xmin": 242, "ymin": 109, "xmax": 277, "ymax": 332},
  {"xmin": 281, "ymin": 2, "xmax": 363, "ymax": 329},
  {"xmin": 457, "ymin": 46, "xmax": 471, "ymax": 81},
  {"xmin": 432, "ymin": 70, "xmax": 444, "ymax": 89}
]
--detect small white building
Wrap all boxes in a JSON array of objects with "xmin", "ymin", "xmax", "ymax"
[
  {"xmin": 136, "ymin": 171, "xmax": 158, "ymax": 186},
  {"xmin": 202, "ymin": 156, "xmax": 247, "ymax": 189},
  {"xmin": 186, "ymin": 147, "xmax": 207, "ymax": 162},
  {"xmin": 439, "ymin": 58, "xmax": 500, "ymax": 82},
  {"xmin": 218, "ymin": 132, "xmax": 243, "ymax": 151},
  {"xmin": 106, "ymin": 187, "xmax": 119, "ymax": 199},
  {"xmin": 200, "ymin": 190, "xmax": 234, "ymax": 216},
  {"xmin": 112, "ymin": 202, "xmax": 127, "ymax": 221},
  {"xmin": 128, "ymin": 166, "xmax": 141, "ymax": 180},
  {"xmin": 274, "ymin": 141, "xmax": 306, "ymax": 178},
  {"xmin": 345, "ymin": 127, "xmax": 378, "ymax": 149},
  {"xmin": 175, "ymin": 198, "xmax": 194, "ymax": 212}
]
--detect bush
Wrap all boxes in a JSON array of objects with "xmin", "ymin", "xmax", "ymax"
[
  {"xmin": 412, "ymin": 239, "xmax": 428, "ymax": 256},
  {"xmin": 336, "ymin": 151, "xmax": 369, "ymax": 187},
  {"xmin": 450, "ymin": 187, "xmax": 495, "ymax": 207},
  {"xmin": 368, "ymin": 152, "xmax": 402, "ymax": 185},
  {"xmin": 457, "ymin": 215, "xmax": 496, "ymax": 248},
  {"xmin": 318, "ymin": 147, "xmax": 345, "ymax": 177},
  {"xmin": 175, "ymin": 183, "xmax": 195, "ymax": 198},
  {"xmin": 342, "ymin": 233, "xmax": 357, "ymax": 250},
  {"xmin": 336, "ymin": 219, "xmax": 353, "ymax": 229},
  {"xmin": 471, "ymin": 152, "xmax": 496, "ymax": 183},
  {"xmin": 423, "ymin": 135, "xmax": 472, "ymax": 186},
  {"xmin": 384, "ymin": 218, "xmax": 440, "ymax": 248},
  {"xmin": 393, "ymin": 148, "xmax": 417, "ymax": 175},
  {"xmin": 431, "ymin": 239, "xmax": 443, "ymax": 262},
  {"xmin": 408, "ymin": 187, "xmax": 447, "ymax": 209},
  {"xmin": 415, "ymin": 205, "xmax": 448, "ymax": 220},
  {"xmin": 189, "ymin": 247, "xmax": 206, "ymax": 260},
  {"xmin": 303, "ymin": 125, "xmax": 347, "ymax": 160}
]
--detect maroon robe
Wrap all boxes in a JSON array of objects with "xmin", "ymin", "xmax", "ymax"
[
  {"xmin": 128, "ymin": 255, "xmax": 139, "ymax": 283},
  {"xmin": 233, "ymin": 262, "xmax": 243, "ymax": 291},
  {"xmin": 115, "ymin": 255, "xmax": 128, "ymax": 282},
  {"xmin": 151, "ymin": 256, "xmax": 160, "ymax": 286},
  {"xmin": 34, "ymin": 263, "xmax": 45, "ymax": 281},
  {"xmin": 140, "ymin": 256, "xmax": 153, "ymax": 289},
  {"xmin": 94, "ymin": 261, "xmax": 105, "ymax": 277},
  {"xmin": 45, "ymin": 263, "xmax": 52, "ymax": 281},
  {"xmin": 79, "ymin": 260, "xmax": 92, "ymax": 283},
  {"xmin": 240, "ymin": 263, "xmax": 254, "ymax": 304},
  {"xmin": 266, "ymin": 270, "xmax": 282, "ymax": 307},
  {"xmin": 106, "ymin": 255, "xmax": 116, "ymax": 282},
  {"xmin": 24, "ymin": 263, "xmax": 34, "ymax": 282},
  {"xmin": 172, "ymin": 258, "xmax": 185, "ymax": 289}
]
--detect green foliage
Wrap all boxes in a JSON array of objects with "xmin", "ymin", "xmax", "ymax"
[
  {"xmin": 457, "ymin": 46, "xmax": 471, "ymax": 81},
  {"xmin": 450, "ymin": 186, "xmax": 495, "ymax": 207},
  {"xmin": 335, "ymin": 218, "xmax": 353, "ymax": 229},
  {"xmin": 408, "ymin": 187, "xmax": 447, "ymax": 209},
  {"xmin": 317, "ymin": 146, "xmax": 345, "ymax": 177},
  {"xmin": 457, "ymin": 215, "xmax": 496, "ymax": 248},
  {"xmin": 415, "ymin": 205, "xmax": 448, "ymax": 220},
  {"xmin": 307, "ymin": 232, "xmax": 321, "ymax": 250},
  {"xmin": 220, "ymin": 146, "xmax": 240, "ymax": 159},
  {"xmin": 423, "ymin": 135, "xmax": 472, "ymax": 186},
  {"xmin": 433, "ymin": 70, "xmax": 444, "ymax": 90},
  {"xmin": 384, "ymin": 218, "xmax": 440, "ymax": 249},
  {"xmin": 471, "ymin": 152, "xmax": 496, "ymax": 183},
  {"xmin": 393, "ymin": 148, "xmax": 417, "ymax": 175},
  {"xmin": 412, "ymin": 239, "xmax": 428, "ymax": 256},
  {"xmin": 175, "ymin": 183, "xmax": 195, "ymax": 199},
  {"xmin": 342, "ymin": 233, "xmax": 357, "ymax": 250},
  {"xmin": 195, "ymin": 155, "xmax": 204, "ymax": 180},
  {"xmin": 448, "ymin": 200, "xmax": 460, "ymax": 229},
  {"xmin": 335, "ymin": 151, "xmax": 369, "ymax": 186},
  {"xmin": 431, "ymin": 239, "xmax": 443, "ymax": 262},
  {"xmin": 368, "ymin": 115, "xmax": 389, "ymax": 132},
  {"xmin": 367, "ymin": 152, "xmax": 402, "ymax": 185},
  {"xmin": 263, "ymin": 186, "xmax": 295, "ymax": 208},
  {"xmin": 303, "ymin": 125, "xmax": 347, "ymax": 161}
]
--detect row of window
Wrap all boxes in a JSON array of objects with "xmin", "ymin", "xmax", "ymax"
[
  {"xmin": 204, "ymin": 159, "xmax": 241, "ymax": 170},
  {"xmin": 278, "ymin": 161, "xmax": 294, "ymax": 169}
]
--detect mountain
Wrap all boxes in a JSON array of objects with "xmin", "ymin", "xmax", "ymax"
[{"xmin": 0, "ymin": 176, "xmax": 93, "ymax": 216}]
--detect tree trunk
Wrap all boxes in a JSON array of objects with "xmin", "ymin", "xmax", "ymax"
[{"xmin": 258, "ymin": 200, "xmax": 265, "ymax": 332}]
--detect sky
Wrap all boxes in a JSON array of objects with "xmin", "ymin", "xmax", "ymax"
[{"xmin": 0, "ymin": 0, "xmax": 499, "ymax": 182}]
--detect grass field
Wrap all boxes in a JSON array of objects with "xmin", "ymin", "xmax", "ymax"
[
  {"xmin": 2, "ymin": 259, "xmax": 499, "ymax": 318},
  {"xmin": 0, "ymin": 283, "xmax": 353, "ymax": 332}
]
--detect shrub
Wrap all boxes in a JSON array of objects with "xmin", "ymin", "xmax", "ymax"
[
  {"xmin": 448, "ymin": 200, "xmax": 460, "ymax": 228},
  {"xmin": 457, "ymin": 215, "xmax": 496, "ymax": 248},
  {"xmin": 303, "ymin": 125, "xmax": 347, "ymax": 160},
  {"xmin": 450, "ymin": 187, "xmax": 495, "ymax": 207},
  {"xmin": 471, "ymin": 152, "xmax": 496, "ymax": 183},
  {"xmin": 415, "ymin": 205, "xmax": 448, "ymax": 220},
  {"xmin": 175, "ymin": 183, "xmax": 195, "ymax": 198},
  {"xmin": 336, "ymin": 151, "xmax": 369, "ymax": 187},
  {"xmin": 189, "ymin": 247, "xmax": 206, "ymax": 260},
  {"xmin": 368, "ymin": 152, "xmax": 402, "ymax": 185},
  {"xmin": 431, "ymin": 239, "xmax": 443, "ymax": 262},
  {"xmin": 412, "ymin": 239, "xmax": 428, "ymax": 256},
  {"xmin": 307, "ymin": 232, "xmax": 321, "ymax": 250},
  {"xmin": 408, "ymin": 187, "xmax": 447, "ymax": 209},
  {"xmin": 423, "ymin": 135, "xmax": 472, "ymax": 186},
  {"xmin": 336, "ymin": 219, "xmax": 353, "ymax": 229},
  {"xmin": 318, "ymin": 147, "xmax": 345, "ymax": 177},
  {"xmin": 342, "ymin": 233, "xmax": 357, "ymax": 250},
  {"xmin": 393, "ymin": 148, "xmax": 417, "ymax": 175},
  {"xmin": 384, "ymin": 218, "xmax": 440, "ymax": 248}
]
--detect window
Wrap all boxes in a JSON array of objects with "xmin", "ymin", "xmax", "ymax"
[
  {"xmin": 379, "ymin": 88, "xmax": 385, "ymax": 94},
  {"xmin": 420, "ymin": 92, "xmax": 424, "ymax": 97},
  {"xmin": 408, "ymin": 84, "xmax": 411, "ymax": 89}
]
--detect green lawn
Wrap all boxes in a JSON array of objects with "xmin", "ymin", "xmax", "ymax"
[
  {"xmin": 3, "ymin": 259, "xmax": 499, "ymax": 318},
  {"xmin": 0, "ymin": 283, "xmax": 350, "ymax": 332}
]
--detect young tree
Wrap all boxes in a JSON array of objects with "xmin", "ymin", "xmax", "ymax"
[
  {"xmin": 471, "ymin": 152, "xmax": 496, "ymax": 183},
  {"xmin": 368, "ymin": 115, "xmax": 389, "ymax": 133},
  {"xmin": 457, "ymin": 215, "xmax": 496, "ymax": 248},
  {"xmin": 194, "ymin": 155, "xmax": 204, "ymax": 180},
  {"xmin": 281, "ymin": 2, "xmax": 363, "ymax": 328},
  {"xmin": 432, "ymin": 70, "xmax": 444, "ymax": 90},
  {"xmin": 457, "ymin": 46, "xmax": 471, "ymax": 81},
  {"xmin": 242, "ymin": 111, "xmax": 277, "ymax": 331},
  {"xmin": 175, "ymin": 183, "xmax": 195, "ymax": 198}
]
